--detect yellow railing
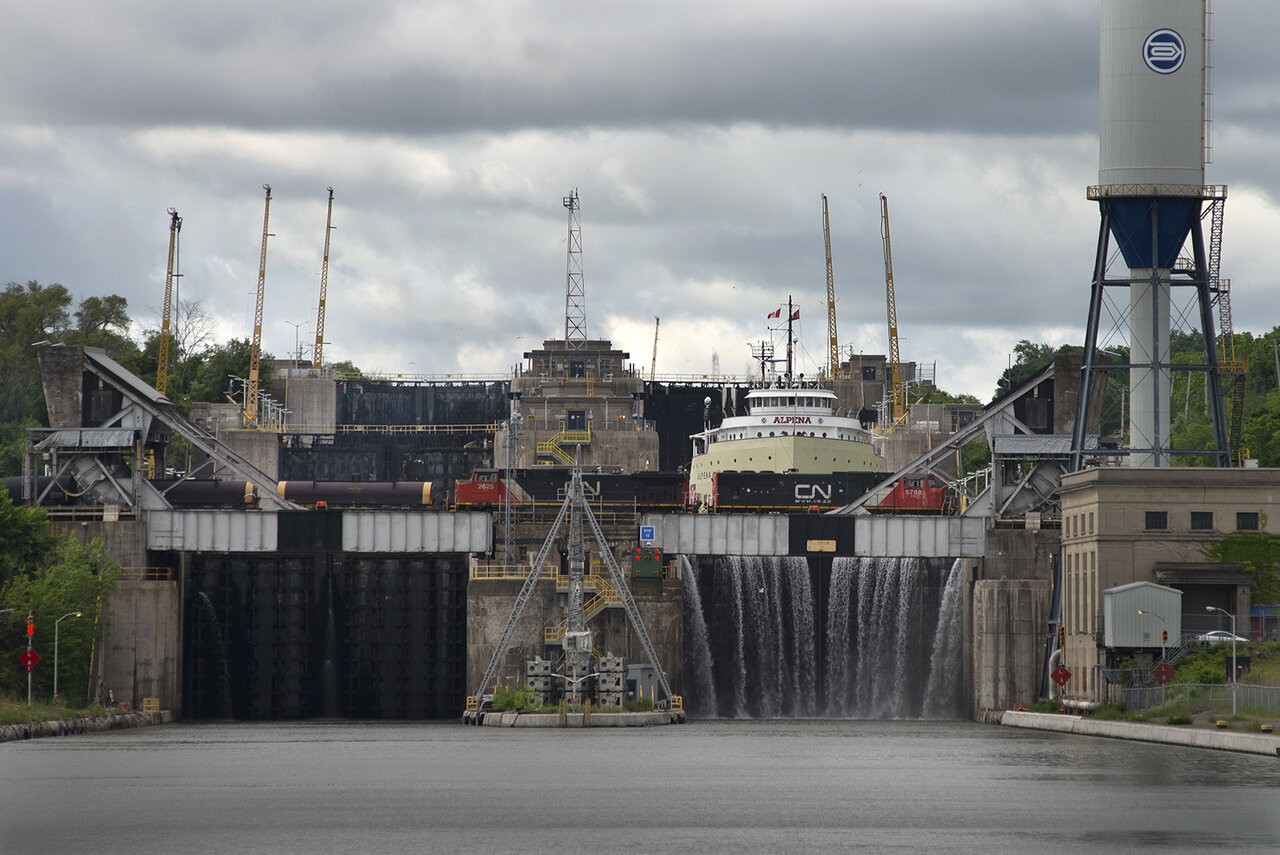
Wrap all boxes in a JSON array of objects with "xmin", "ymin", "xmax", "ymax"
[
  {"xmin": 465, "ymin": 696, "xmax": 480, "ymax": 712},
  {"xmin": 282, "ymin": 423, "xmax": 498, "ymax": 435},
  {"xmin": 670, "ymin": 695, "xmax": 684, "ymax": 712},
  {"xmin": 120, "ymin": 566, "xmax": 175, "ymax": 582},
  {"xmin": 470, "ymin": 563, "xmax": 558, "ymax": 581}
]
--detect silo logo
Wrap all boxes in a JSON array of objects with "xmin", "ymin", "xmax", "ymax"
[{"xmin": 1143, "ymin": 29, "xmax": 1185, "ymax": 74}]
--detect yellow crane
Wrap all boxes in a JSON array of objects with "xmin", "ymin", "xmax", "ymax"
[
  {"xmin": 156, "ymin": 208, "xmax": 182, "ymax": 397},
  {"xmin": 650, "ymin": 316, "xmax": 660, "ymax": 381},
  {"xmin": 822, "ymin": 194, "xmax": 840, "ymax": 380},
  {"xmin": 880, "ymin": 193, "xmax": 906, "ymax": 427},
  {"xmin": 313, "ymin": 187, "xmax": 335, "ymax": 369},
  {"xmin": 245, "ymin": 184, "xmax": 272, "ymax": 425}
]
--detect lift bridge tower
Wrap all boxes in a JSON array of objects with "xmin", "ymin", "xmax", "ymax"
[{"xmin": 1071, "ymin": 0, "xmax": 1230, "ymax": 469}]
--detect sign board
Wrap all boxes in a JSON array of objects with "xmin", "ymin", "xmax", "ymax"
[
  {"xmin": 1051, "ymin": 665, "xmax": 1072, "ymax": 687},
  {"xmin": 1153, "ymin": 662, "xmax": 1175, "ymax": 685},
  {"xmin": 639, "ymin": 525, "xmax": 656, "ymax": 545},
  {"xmin": 19, "ymin": 649, "xmax": 40, "ymax": 673},
  {"xmin": 806, "ymin": 539, "xmax": 837, "ymax": 553}
]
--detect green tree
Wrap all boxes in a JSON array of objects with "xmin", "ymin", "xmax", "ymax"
[
  {"xmin": 1204, "ymin": 531, "xmax": 1280, "ymax": 603},
  {"xmin": 0, "ymin": 281, "xmax": 72, "ymax": 428},
  {"xmin": 188, "ymin": 338, "xmax": 274, "ymax": 404},
  {"xmin": 0, "ymin": 536, "xmax": 120, "ymax": 702},
  {"xmin": 0, "ymin": 486, "xmax": 55, "ymax": 584}
]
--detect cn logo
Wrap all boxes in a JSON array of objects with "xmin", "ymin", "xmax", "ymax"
[
  {"xmin": 1143, "ymin": 29, "xmax": 1185, "ymax": 75},
  {"xmin": 794, "ymin": 483, "xmax": 832, "ymax": 502}
]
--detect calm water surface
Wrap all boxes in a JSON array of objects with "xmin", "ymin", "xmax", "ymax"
[{"xmin": 3, "ymin": 719, "xmax": 1278, "ymax": 854}]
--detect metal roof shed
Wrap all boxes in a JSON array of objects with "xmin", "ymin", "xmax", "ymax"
[{"xmin": 1103, "ymin": 581, "xmax": 1183, "ymax": 649}]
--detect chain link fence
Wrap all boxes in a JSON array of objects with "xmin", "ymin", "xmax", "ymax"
[{"xmin": 1111, "ymin": 683, "xmax": 1280, "ymax": 716}]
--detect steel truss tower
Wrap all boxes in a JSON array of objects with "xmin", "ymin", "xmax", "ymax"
[
  {"xmin": 1070, "ymin": 186, "xmax": 1231, "ymax": 469},
  {"xmin": 469, "ymin": 467, "xmax": 674, "ymax": 711},
  {"xmin": 563, "ymin": 189, "xmax": 586, "ymax": 349}
]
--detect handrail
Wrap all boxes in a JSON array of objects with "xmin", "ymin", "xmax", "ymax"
[{"xmin": 280, "ymin": 423, "xmax": 499, "ymax": 435}]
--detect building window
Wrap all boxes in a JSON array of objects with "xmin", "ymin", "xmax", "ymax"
[
  {"xmin": 1088, "ymin": 512, "xmax": 1094, "ymax": 535},
  {"xmin": 1190, "ymin": 511, "xmax": 1214, "ymax": 531},
  {"xmin": 1237, "ymin": 512, "xmax": 1260, "ymax": 531},
  {"xmin": 1144, "ymin": 511, "xmax": 1168, "ymax": 531}
]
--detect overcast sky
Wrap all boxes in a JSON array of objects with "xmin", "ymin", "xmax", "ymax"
[{"xmin": 4, "ymin": 1, "xmax": 1279, "ymax": 401}]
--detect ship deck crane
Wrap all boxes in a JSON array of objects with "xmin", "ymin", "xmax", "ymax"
[
  {"xmin": 823, "ymin": 194, "xmax": 840, "ymax": 380},
  {"xmin": 880, "ymin": 193, "xmax": 906, "ymax": 427},
  {"xmin": 245, "ymin": 184, "xmax": 272, "ymax": 425},
  {"xmin": 156, "ymin": 208, "xmax": 182, "ymax": 397},
  {"xmin": 313, "ymin": 187, "xmax": 335, "ymax": 370}
]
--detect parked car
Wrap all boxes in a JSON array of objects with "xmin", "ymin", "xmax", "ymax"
[{"xmin": 1195, "ymin": 630, "xmax": 1247, "ymax": 644}]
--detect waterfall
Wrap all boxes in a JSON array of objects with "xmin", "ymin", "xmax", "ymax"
[
  {"xmin": 680, "ymin": 555, "xmax": 718, "ymax": 718},
  {"xmin": 685, "ymin": 555, "xmax": 963, "ymax": 719},
  {"xmin": 923, "ymin": 558, "xmax": 965, "ymax": 718}
]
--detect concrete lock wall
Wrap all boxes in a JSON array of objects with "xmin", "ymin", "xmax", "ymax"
[
  {"xmin": 102, "ymin": 580, "xmax": 181, "ymax": 713},
  {"xmin": 971, "ymin": 579, "xmax": 1051, "ymax": 716},
  {"xmin": 467, "ymin": 573, "xmax": 684, "ymax": 701},
  {"xmin": 216, "ymin": 430, "xmax": 280, "ymax": 480}
]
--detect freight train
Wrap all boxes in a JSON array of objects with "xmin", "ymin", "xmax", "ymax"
[
  {"xmin": 7, "ymin": 470, "xmax": 954, "ymax": 515},
  {"xmin": 453, "ymin": 468, "xmax": 956, "ymax": 514}
]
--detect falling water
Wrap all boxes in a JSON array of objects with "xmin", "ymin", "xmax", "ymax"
[
  {"xmin": 197, "ymin": 591, "xmax": 235, "ymax": 719},
  {"xmin": 923, "ymin": 559, "xmax": 965, "ymax": 718},
  {"xmin": 685, "ymin": 555, "xmax": 963, "ymax": 719},
  {"xmin": 680, "ymin": 555, "xmax": 718, "ymax": 718}
]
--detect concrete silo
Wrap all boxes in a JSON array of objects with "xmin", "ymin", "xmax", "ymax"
[{"xmin": 1071, "ymin": 0, "xmax": 1230, "ymax": 468}]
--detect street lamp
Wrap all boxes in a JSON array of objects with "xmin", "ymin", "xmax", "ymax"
[
  {"xmin": 1206, "ymin": 605, "xmax": 1238, "ymax": 716},
  {"xmin": 1137, "ymin": 609, "xmax": 1166, "ymax": 662},
  {"xmin": 54, "ymin": 611, "xmax": 83, "ymax": 705}
]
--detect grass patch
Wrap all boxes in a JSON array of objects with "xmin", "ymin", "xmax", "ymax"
[{"xmin": 0, "ymin": 699, "xmax": 112, "ymax": 725}]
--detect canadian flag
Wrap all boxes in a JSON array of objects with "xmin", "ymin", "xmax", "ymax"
[
  {"xmin": 767, "ymin": 308, "xmax": 782, "ymax": 319},
  {"xmin": 790, "ymin": 309, "xmax": 800, "ymax": 320}
]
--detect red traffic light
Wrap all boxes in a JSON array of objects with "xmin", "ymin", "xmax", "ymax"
[{"xmin": 27, "ymin": 618, "xmax": 34, "ymax": 636}]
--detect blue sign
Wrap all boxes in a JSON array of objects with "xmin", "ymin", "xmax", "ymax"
[
  {"xmin": 1143, "ymin": 29, "xmax": 1185, "ymax": 75},
  {"xmin": 639, "ymin": 525, "xmax": 656, "ymax": 544}
]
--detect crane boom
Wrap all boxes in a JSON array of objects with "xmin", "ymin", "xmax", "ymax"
[
  {"xmin": 245, "ymin": 184, "xmax": 272, "ymax": 425},
  {"xmin": 650, "ymin": 316, "xmax": 660, "ymax": 381},
  {"xmin": 822, "ymin": 194, "xmax": 839, "ymax": 380},
  {"xmin": 313, "ymin": 187, "xmax": 335, "ymax": 369},
  {"xmin": 156, "ymin": 208, "xmax": 182, "ymax": 397},
  {"xmin": 880, "ymin": 193, "xmax": 906, "ymax": 427}
]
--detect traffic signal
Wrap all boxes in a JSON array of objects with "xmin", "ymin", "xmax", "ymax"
[
  {"xmin": 1162, "ymin": 629, "xmax": 1168, "ymax": 644},
  {"xmin": 1057, "ymin": 625, "xmax": 1065, "ymax": 647},
  {"xmin": 27, "ymin": 613, "xmax": 34, "ymax": 636}
]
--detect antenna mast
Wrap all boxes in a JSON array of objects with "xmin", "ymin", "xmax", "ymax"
[
  {"xmin": 313, "ymin": 187, "xmax": 335, "ymax": 369},
  {"xmin": 563, "ymin": 189, "xmax": 586, "ymax": 348}
]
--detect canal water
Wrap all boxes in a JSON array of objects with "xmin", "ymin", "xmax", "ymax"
[{"xmin": 4, "ymin": 720, "xmax": 1278, "ymax": 853}]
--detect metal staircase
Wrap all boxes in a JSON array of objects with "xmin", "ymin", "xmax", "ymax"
[
  {"xmin": 536, "ymin": 427, "xmax": 591, "ymax": 465},
  {"xmin": 545, "ymin": 573, "xmax": 622, "ymax": 642}
]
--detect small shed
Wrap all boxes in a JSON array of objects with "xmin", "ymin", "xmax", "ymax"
[{"xmin": 1103, "ymin": 581, "xmax": 1183, "ymax": 648}]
